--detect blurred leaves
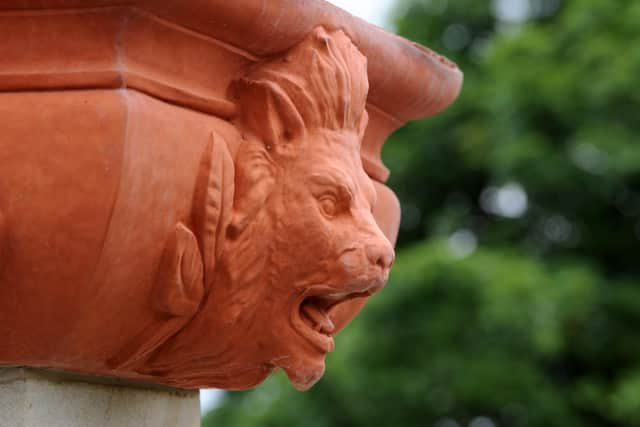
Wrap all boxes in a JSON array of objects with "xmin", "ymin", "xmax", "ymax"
[{"xmin": 204, "ymin": 0, "xmax": 640, "ymax": 426}]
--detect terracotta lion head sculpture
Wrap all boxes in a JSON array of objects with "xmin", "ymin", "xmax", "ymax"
[
  {"xmin": 227, "ymin": 27, "xmax": 394, "ymax": 389},
  {"xmin": 134, "ymin": 27, "xmax": 394, "ymax": 390}
]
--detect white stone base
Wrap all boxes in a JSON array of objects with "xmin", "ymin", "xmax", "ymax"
[{"xmin": 0, "ymin": 368, "xmax": 200, "ymax": 427}]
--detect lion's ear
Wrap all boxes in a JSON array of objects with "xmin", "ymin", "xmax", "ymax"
[{"xmin": 235, "ymin": 79, "xmax": 305, "ymax": 157}]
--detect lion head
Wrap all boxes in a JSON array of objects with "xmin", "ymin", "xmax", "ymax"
[
  {"xmin": 225, "ymin": 27, "xmax": 394, "ymax": 390},
  {"xmin": 145, "ymin": 27, "xmax": 394, "ymax": 391}
]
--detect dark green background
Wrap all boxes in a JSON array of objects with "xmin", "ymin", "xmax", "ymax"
[{"xmin": 204, "ymin": 0, "xmax": 640, "ymax": 425}]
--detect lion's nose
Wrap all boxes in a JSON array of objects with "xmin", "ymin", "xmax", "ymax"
[{"xmin": 365, "ymin": 241, "xmax": 394, "ymax": 271}]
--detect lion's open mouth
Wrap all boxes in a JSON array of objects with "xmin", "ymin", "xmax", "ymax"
[
  {"xmin": 301, "ymin": 297, "xmax": 336, "ymax": 333},
  {"xmin": 292, "ymin": 289, "xmax": 376, "ymax": 354}
]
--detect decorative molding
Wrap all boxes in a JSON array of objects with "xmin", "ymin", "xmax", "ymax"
[{"xmin": 0, "ymin": 1, "xmax": 463, "ymax": 183}]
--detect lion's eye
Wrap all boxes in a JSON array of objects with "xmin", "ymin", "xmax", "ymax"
[{"xmin": 319, "ymin": 196, "xmax": 338, "ymax": 217}]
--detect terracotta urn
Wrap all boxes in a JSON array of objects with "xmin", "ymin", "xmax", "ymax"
[{"xmin": 0, "ymin": 0, "xmax": 462, "ymax": 391}]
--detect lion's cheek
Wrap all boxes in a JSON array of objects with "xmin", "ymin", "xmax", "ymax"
[{"xmin": 286, "ymin": 216, "xmax": 334, "ymax": 265}]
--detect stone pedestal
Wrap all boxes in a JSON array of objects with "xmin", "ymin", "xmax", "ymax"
[{"xmin": 0, "ymin": 368, "xmax": 200, "ymax": 427}]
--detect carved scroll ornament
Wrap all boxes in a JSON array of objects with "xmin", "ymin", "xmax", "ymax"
[{"xmin": 0, "ymin": 27, "xmax": 394, "ymax": 391}]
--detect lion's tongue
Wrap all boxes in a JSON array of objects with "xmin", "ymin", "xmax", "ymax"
[{"xmin": 301, "ymin": 303, "xmax": 335, "ymax": 334}]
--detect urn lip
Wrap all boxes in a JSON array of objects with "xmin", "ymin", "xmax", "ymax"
[{"xmin": 0, "ymin": 0, "xmax": 463, "ymax": 124}]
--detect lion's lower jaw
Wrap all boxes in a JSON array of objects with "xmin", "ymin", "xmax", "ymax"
[
  {"xmin": 138, "ymin": 352, "xmax": 274, "ymax": 390},
  {"xmin": 282, "ymin": 357, "xmax": 326, "ymax": 391}
]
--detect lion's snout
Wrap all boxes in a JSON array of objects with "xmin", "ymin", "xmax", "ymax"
[
  {"xmin": 363, "ymin": 238, "xmax": 395, "ymax": 293},
  {"xmin": 365, "ymin": 241, "xmax": 395, "ymax": 272},
  {"xmin": 335, "ymin": 233, "xmax": 394, "ymax": 295}
]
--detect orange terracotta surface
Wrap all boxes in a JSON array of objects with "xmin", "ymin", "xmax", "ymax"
[{"xmin": 0, "ymin": 1, "xmax": 462, "ymax": 390}]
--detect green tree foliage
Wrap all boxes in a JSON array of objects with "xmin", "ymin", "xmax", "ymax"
[{"xmin": 204, "ymin": 0, "xmax": 640, "ymax": 425}]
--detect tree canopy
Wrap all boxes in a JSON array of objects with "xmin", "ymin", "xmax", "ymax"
[{"xmin": 203, "ymin": 1, "xmax": 640, "ymax": 426}]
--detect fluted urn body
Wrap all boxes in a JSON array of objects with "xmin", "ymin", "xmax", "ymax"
[{"xmin": 0, "ymin": 0, "xmax": 462, "ymax": 390}]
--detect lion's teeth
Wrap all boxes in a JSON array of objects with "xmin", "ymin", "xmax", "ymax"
[
  {"xmin": 322, "ymin": 317, "xmax": 335, "ymax": 334},
  {"xmin": 302, "ymin": 304, "xmax": 334, "ymax": 334},
  {"xmin": 302, "ymin": 304, "xmax": 324, "ymax": 325}
]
